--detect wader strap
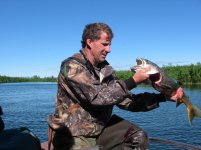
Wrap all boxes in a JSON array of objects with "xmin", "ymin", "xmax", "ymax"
[{"xmin": 48, "ymin": 126, "xmax": 53, "ymax": 150}]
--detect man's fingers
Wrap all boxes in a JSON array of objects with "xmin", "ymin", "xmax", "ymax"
[{"xmin": 177, "ymin": 87, "xmax": 184, "ymax": 99}]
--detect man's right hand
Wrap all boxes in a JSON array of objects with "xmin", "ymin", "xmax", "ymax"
[{"xmin": 133, "ymin": 67, "xmax": 150, "ymax": 84}]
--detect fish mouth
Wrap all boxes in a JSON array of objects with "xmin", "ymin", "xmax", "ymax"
[
  {"xmin": 136, "ymin": 58, "xmax": 146, "ymax": 66},
  {"xmin": 131, "ymin": 58, "xmax": 148, "ymax": 72},
  {"xmin": 130, "ymin": 58, "xmax": 145, "ymax": 72},
  {"xmin": 131, "ymin": 66, "xmax": 141, "ymax": 72},
  {"xmin": 134, "ymin": 58, "xmax": 159, "ymax": 74}
]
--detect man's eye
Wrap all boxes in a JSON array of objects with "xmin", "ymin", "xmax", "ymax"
[{"xmin": 102, "ymin": 43, "xmax": 110, "ymax": 46}]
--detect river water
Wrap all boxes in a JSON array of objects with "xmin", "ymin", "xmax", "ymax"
[{"xmin": 0, "ymin": 82, "xmax": 201, "ymax": 149}]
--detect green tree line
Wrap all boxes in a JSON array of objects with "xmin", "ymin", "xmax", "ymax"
[
  {"xmin": 115, "ymin": 63, "xmax": 201, "ymax": 84},
  {"xmin": 162, "ymin": 63, "xmax": 201, "ymax": 84},
  {"xmin": 0, "ymin": 75, "xmax": 57, "ymax": 83},
  {"xmin": 0, "ymin": 63, "xmax": 201, "ymax": 84}
]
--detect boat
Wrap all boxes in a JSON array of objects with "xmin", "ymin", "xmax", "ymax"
[{"xmin": 40, "ymin": 138, "xmax": 201, "ymax": 150}]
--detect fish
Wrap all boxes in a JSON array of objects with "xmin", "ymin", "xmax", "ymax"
[{"xmin": 131, "ymin": 58, "xmax": 201, "ymax": 126}]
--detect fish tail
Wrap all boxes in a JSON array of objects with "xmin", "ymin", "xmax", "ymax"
[{"xmin": 187, "ymin": 104, "xmax": 201, "ymax": 126}]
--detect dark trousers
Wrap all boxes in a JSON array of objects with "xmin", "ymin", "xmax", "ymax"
[
  {"xmin": 53, "ymin": 115, "xmax": 148, "ymax": 150},
  {"xmin": 96, "ymin": 114, "xmax": 149, "ymax": 150}
]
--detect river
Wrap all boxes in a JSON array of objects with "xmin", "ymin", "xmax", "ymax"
[{"xmin": 0, "ymin": 82, "xmax": 201, "ymax": 149}]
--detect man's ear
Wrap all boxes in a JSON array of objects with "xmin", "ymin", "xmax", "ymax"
[{"xmin": 86, "ymin": 39, "xmax": 92, "ymax": 49}]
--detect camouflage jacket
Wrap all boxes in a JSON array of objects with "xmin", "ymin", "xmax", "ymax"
[{"xmin": 48, "ymin": 49, "xmax": 165, "ymax": 137}]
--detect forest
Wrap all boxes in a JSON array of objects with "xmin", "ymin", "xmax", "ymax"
[
  {"xmin": 1, "ymin": 63, "xmax": 201, "ymax": 84},
  {"xmin": 0, "ymin": 75, "xmax": 56, "ymax": 83},
  {"xmin": 114, "ymin": 63, "xmax": 201, "ymax": 85}
]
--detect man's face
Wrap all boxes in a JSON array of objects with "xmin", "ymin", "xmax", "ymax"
[{"xmin": 89, "ymin": 31, "xmax": 111, "ymax": 65}]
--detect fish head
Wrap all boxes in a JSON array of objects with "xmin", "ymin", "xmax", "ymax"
[
  {"xmin": 131, "ymin": 58, "xmax": 173, "ymax": 93},
  {"xmin": 131, "ymin": 58, "xmax": 160, "ymax": 75}
]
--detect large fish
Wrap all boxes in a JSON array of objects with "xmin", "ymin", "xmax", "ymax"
[{"xmin": 131, "ymin": 58, "xmax": 201, "ymax": 126}]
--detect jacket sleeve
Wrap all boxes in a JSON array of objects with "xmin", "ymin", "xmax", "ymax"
[
  {"xmin": 117, "ymin": 92, "xmax": 166, "ymax": 112},
  {"xmin": 60, "ymin": 60, "xmax": 131, "ymax": 107}
]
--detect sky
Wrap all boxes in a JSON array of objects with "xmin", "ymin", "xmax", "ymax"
[{"xmin": 0, "ymin": 0, "xmax": 201, "ymax": 77}]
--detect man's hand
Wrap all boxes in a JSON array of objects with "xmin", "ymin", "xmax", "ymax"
[
  {"xmin": 169, "ymin": 87, "xmax": 184, "ymax": 102},
  {"xmin": 133, "ymin": 67, "xmax": 150, "ymax": 84}
]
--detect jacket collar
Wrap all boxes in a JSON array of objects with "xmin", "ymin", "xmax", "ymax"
[{"xmin": 80, "ymin": 49, "xmax": 114, "ymax": 83}]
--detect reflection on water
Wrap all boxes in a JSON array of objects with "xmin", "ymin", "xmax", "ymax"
[{"xmin": 0, "ymin": 82, "xmax": 201, "ymax": 149}]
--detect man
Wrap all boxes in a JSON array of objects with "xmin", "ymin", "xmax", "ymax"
[{"xmin": 48, "ymin": 22, "xmax": 183, "ymax": 150}]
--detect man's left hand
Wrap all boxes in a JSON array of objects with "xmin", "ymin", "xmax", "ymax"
[{"xmin": 169, "ymin": 87, "xmax": 184, "ymax": 102}]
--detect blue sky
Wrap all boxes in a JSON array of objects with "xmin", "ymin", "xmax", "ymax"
[{"xmin": 0, "ymin": 0, "xmax": 201, "ymax": 77}]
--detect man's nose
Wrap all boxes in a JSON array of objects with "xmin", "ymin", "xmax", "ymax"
[{"xmin": 105, "ymin": 45, "xmax": 111, "ymax": 53}]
